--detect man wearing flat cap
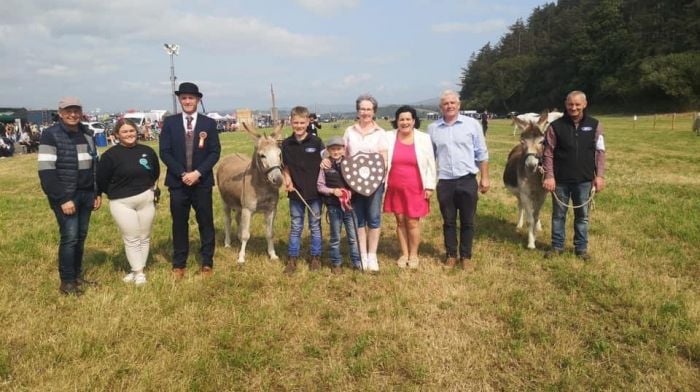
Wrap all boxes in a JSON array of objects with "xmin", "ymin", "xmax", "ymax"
[
  {"xmin": 159, "ymin": 82, "xmax": 221, "ymax": 279},
  {"xmin": 38, "ymin": 96, "xmax": 101, "ymax": 295}
]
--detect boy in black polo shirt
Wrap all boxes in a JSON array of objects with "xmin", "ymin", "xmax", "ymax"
[{"xmin": 282, "ymin": 106, "xmax": 324, "ymax": 274}]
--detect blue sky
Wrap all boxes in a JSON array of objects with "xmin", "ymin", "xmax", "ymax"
[{"xmin": 0, "ymin": 0, "xmax": 549, "ymax": 113}]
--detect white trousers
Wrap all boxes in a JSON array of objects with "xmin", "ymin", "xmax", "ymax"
[{"xmin": 109, "ymin": 189, "xmax": 156, "ymax": 272}]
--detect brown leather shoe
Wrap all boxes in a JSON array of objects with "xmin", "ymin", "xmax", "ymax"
[
  {"xmin": 75, "ymin": 277, "xmax": 98, "ymax": 287},
  {"xmin": 284, "ymin": 257, "xmax": 297, "ymax": 274},
  {"xmin": 59, "ymin": 281, "xmax": 83, "ymax": 296},
  {"xmin": 331, "ymin": 265, "xmax": 342, "ymax": 275},
  {"xmin": 309, "ymin": 256, "xmax": 321, "ymax": 271},
  {"xmin": 461, "ymin": 258, "xmax": 474, "ymax": 272},
  {"xmin": 445, "ymin": 257, "xmax": 457, "ymax": 269},
  {"xmin": 173, "ymin": 267, "xmax": 186, "ymax": 280},
  {"xmin": 201, "ymin": 266, "xmax": 213, "ymax": 277}
]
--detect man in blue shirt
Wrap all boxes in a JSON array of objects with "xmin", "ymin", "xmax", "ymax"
[{"xmin": 427, "ymin": 90, "xmax": 490, "ymax": 271}]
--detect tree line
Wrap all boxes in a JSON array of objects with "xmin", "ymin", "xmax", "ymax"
[{"xmin": 460, "ymin": 0, "xmax": 700, "ymax": 113}]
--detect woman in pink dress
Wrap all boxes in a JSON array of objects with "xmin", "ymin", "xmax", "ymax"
[{"xmin": 384, "ymin": 106, "xmax": 436, "ymax": 268}]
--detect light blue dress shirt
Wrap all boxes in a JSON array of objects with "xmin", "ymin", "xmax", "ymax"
[{"xmin": 427, "ymin": 114, "xmax": 489, "ymax": 180}]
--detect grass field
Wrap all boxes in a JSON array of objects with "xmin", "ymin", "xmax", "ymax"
[{"xmin": 0, "ymin": 114, "xmax": 698, "ymax": 390}]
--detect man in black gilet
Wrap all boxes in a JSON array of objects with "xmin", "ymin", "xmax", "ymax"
[{"xmin": 542, "ymin": 91, "xmax": 606, "ymax": 261}]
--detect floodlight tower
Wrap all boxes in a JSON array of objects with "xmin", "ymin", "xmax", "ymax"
[{"xmin": 164, "ymin": 44, "xmax": 180, "ymax": 114}]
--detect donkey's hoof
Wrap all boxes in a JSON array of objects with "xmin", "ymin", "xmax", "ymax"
[{"xmin": 269, "ymin": 254, "xmax": 279, "ymax": 261}]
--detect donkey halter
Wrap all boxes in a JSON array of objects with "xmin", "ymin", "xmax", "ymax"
[{"xmin": 254, "ymin": 148, "xmax": 282, "ymax": 185}]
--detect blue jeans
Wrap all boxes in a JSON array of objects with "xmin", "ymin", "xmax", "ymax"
[
  {"xmin": 551, "ymin": 181, "xmax": 592, "ymax": 253},
  {"xmin": 327, "ymin": 204, "xmax": 361, "ymax": 267},
  {"xmin": 288, "ymin": 198, "xmax": 322, "ymax": 257},
  {"xmin": 352, "ymin": 183, "xmax": 384, "ymax": 229},
  {"xmin": 50, "ymin": 190, "xmax": 95, "ymax": 283}
]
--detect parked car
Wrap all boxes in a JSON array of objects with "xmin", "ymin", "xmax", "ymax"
[{"xmin": 81, "ymin": 122, "xmax": 106, "ymax": 134}]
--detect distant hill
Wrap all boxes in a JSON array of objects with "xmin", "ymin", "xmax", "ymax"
[
  {"xmin": 409, "ymin": 97, "xmax": 440, "ymax": 107},
  {"xmin": 211, "ymin": 97, "xmax": 441, "ymax": 120}
]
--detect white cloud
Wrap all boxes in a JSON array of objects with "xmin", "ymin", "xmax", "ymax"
[
  {"xmin": 432, "ymin": 19, "xmax": 506, "ymax": 34},
  {"xmin": 295, "ymin": 0, "xmax": 360, "ymax": 16},
  {"xmin": 337, "ymin": 73, "xmax": 372, "ymax": 89},
  {"xmin": 162, "ymin": 14, "xmax": 336, "ymax": 56},
  {"xmin": 36, "ymin": 64, "xmax": 72, "ymax": 77}
]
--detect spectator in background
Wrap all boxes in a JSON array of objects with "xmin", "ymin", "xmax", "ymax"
[
  {"xmin": 307, "ymin": 113, "xmax": 322, "ymax": 136},
  {"xmin": 481, "ymin": 110, "xmax": 489, "ymax": 136},
  {"xmin": 38, "ymin": 97, "xmax": 101, "ymax": 295},
  {"xmin": 19, "ymin": 127, "xmax": 39, "ymax": 153},
  {"xmin": 143, "ymin": 119, "xmax": 152, "ymax": 141},
  {"xmin": 0, "ymin": 129, "xmax": 14, "ymax": 158},
  {"xmin": 4, "ymin": 123, "xmax": 16, "ymax": 141}
]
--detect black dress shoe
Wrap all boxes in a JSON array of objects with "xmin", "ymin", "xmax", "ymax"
[
  {"xmin": 59, "ymin": 282, "xmax": 83, "ymax": 296},
  {"xmin": 75, "ymin": 277, "xmax": 98, "ymax": 287}
]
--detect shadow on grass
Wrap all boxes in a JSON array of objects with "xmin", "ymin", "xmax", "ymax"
[
  {"xmin": 84, "ymin": 248, "xmax": 110, "ymax": 268},
  {"xmin": 84, "ymin": 238, "xmax": 174, "ymax": 273},
  {"xmin": 475, "ymin": 213, "xmax": 534, "ymax": 247}
]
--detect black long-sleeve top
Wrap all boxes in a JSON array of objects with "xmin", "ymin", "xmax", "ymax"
[{"xmin": 96, "ymin": 143, "xmax": 160, "ymax": 199}]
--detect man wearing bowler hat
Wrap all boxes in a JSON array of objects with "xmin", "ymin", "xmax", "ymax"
[{"xmin": 159, "ymin": 82, "xmax": 221, "ymax": 278}]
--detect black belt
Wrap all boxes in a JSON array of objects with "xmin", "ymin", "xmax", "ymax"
[{"xmin": 440, "ymin": 173, "xmax": 476, "ymax": 181}]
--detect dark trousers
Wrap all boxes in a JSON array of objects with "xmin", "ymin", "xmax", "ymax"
[
  {"xmin": 436, "ymin": 175, "xmax": 478, "ymax": 259},
  {"xmin": 169, "ymin": 186, "xmax": 215, "ymax": 268},
  {"xmin": 50, "ymin": 190, "xmax": 95, "ymax": 283}
]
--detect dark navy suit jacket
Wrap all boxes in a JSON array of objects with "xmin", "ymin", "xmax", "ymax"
[{"xmin": 159, "ymin": 113, "xmax": 221, "ymax": 188}]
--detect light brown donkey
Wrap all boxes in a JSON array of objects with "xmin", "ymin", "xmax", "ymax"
[
  {"xmin": 216, "ymin": 122, "xmax": 284, "ymax": 264},
  {"xmin": 503, "ymin": 112, "xmax": 549, "ymax": 249}
]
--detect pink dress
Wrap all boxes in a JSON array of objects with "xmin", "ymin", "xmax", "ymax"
[{"xmin": 383, "ymin": 139, "xmax": 429, "ymax": 218}]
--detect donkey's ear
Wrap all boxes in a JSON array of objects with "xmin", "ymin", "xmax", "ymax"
[
  {"xmin": 538, "ymin": 110, "xmax": 550, "ymax": 128},
  {"xmin": 270, "ymin": 120, "xmax": 285, "ymax": 139},
  {"xmin": 513, "ymin": 116, "xmax": 529, "ymax": 130},
  {"xmin": 241, "ymin": 122, "xmax": 261, "ymax": 140}
]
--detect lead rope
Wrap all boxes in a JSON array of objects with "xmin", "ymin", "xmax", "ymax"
[
  {"xmin": 538, "ymin": 166, "xmax": 596, "ymax": 210},
  {"xmin": 551, "ymin": 186, "xmax": 596, "ymax": 210}
]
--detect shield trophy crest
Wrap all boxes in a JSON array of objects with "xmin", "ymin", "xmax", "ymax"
[{"xmin": 340, "ymin": 152, "xmax": 386, "ymax": 197}]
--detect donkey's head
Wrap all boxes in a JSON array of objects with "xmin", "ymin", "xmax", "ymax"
[
  {"xmin": 515, "ymin": 110, "xmax": 548, "ymax": 172},
  {"xmin": 242, "ymin": 121, "xmax": 285, "ymax": 187}
]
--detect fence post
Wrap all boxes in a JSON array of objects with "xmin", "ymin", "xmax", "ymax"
[{"xmin": 672, "ymin": 113, "xmax": 676, "ymax": 130}]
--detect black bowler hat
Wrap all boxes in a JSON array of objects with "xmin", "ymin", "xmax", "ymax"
[{"xmin": 175, "ymin": 82, "xmax": 203, "ymax": 98}]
